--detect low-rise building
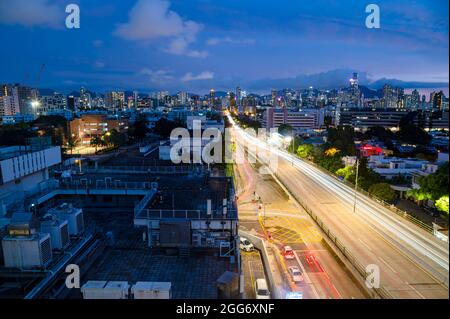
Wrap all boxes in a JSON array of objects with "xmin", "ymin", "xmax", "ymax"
[
  {"xmin": 262, "ymin": 107, "xmax": 325, "ymax": 132},
  {"xmin": 68, "ymin": 114, "xmax": 128, "ymax": 145}
]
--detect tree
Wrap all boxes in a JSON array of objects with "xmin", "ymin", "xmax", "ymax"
[
  {"xmin": 278, "ymin": 124, "xmax": 293, "ymax": 136},
  {"xmin": 0, "ymin": 122, "xmax": 36, "ymax": 146},
  {"xmin": 66, "ymin": 136, "xmax": 78, "ymax": 155},
  {"xmin": 368, "ymin": 183, "xmax": 397, "ymax": 202},
  {"xmin": 397, "ymin": 113, "xmax": 431, "ymax": 145},
  {"xmin": 326, "ymin": 125, "xmax": 356, "ymax": 155},
  {"xmin": 407, "ymin": 162, "xmax": 449, "ymax": 202},
  {"xmin": 153, "ymin": 118, "xmax": 183, "ymax": 137},
  {"xmin": 365, "ymin": 126, "xmax": 395, "ymax": 143},
  {"xmin": 435, "ymin": 196, "xmax": 449, "ymax": 216},
  {"xmin": 129, "ymin": 115, "xmax": 149, "ymax": 141},
  {"xmin": 296, "ymin": 144, "xmax": 314, "ymax": 160},
  {"xmin": 336, "ymin": 166, "xmax": 354, "ymax": 180},
  {"xmin": 324, "ymin": 115, "xmax": 332, "ymax": 128},
  {"xmin": 318, "ymin": 154, "xmax": 344, "ymax": 172},
  {"xmin": 90, "ymin": 136, "xmax": 102, "ymax": 152},
  {"xmin": 106, "ymin": 129, "xmax": 127, "ymax": 147}
]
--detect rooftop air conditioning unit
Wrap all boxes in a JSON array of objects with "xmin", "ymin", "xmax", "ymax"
[
  {"xmin": 40, "ymin": 215, "xmax": 70, "ymax": 250},
  {"xmin": 2, "ymin": 233, "xmax": 52, "ymax": 269},
  {"xmin": 48, "ymin": 203, "xmax": 84, "ymax": 236},
  {"xmin": 81, "ymin": 281, "xmax": 130, "ymax": 299},
  {"xmin": 131, "ymin": 282, "xmax": 172, "ymax": 299}
]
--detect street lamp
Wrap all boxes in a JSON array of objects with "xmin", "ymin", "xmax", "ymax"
[{"xmin": 75, "ymin": 158, "xmax": 82, "ymax": 173}]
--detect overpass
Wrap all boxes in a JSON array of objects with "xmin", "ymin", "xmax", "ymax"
[{"xmin": 229, "ymin": 115, "xmax": 449, "ymax": 299}]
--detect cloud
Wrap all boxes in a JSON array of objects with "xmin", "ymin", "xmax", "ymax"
[
  {"xmin": 114, "ymin": 0, "xmax": 206, "ymax": 57},
  {"xmin": 0, "ymin": 0, "xmax": 64, "ymax": 28},
  {"xmin": 207, "ymin": 37, "xmax": 256, "ymax": 46},
  {"xmin": 140, "ymin": 68, "xmax": 174, "ymax": 83},
  {"xmin": 181, "ymin": 71, "xmax": 214, "ymax": 82}
]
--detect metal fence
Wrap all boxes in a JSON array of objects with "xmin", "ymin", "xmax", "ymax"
[
  {"xmin": 289, "ymin": 153, "xmax": 436, "ymax": 233},
  {"xmin": 137, "ymin": 209, "xmax": 238, "ymax": 220},
  {"xmin": 85, "ymin": 165, "xmax": 207, "ymax": 174}
]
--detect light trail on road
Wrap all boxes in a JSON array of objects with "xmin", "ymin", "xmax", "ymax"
[{"xmin": 228, "ymin": 115, "xmax": 449, "ymax": 298}]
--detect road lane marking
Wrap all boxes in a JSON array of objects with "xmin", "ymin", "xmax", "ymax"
[
  {"xmin": 358, "ymin": 238, "xmax": 373, "ymax": 252},
  {"xmin": 378, "ymin": 256, "xmax": 398, "ymax": 274},
  {"xmin": 405, "ymin": 281, "xmax": 426, "ymax": 299}
]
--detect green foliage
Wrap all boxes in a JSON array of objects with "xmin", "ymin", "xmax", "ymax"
[
  {"xmin": 129, "ymin": 115, "xmax": 150, "ymax": 141},
  {"xmin": 326, "ymin": 125, "xmax": 356, "ymax": 155},
  {"xmin": 234, "ymin": 114, "xmax": 261, "ymax": 130},
  {"xmin": 0, "ymin": 123, "xmax": 37, "ymax": 146},
  {"xmin": 153, "ymin": 118, "xmax": 184, "ymax": 137},
  {"xmin": 407, "ymin": 162, "xmax": 449, "ymax": 201},
  {"xmin": 106, "ymin": 129, "xmax": 127, "ymax": 147},
  {"xmin": 368, "ymin": 183, "xmax": 397, "ymax": 202},
  {"xmin": 435, "ymin": 196, "xmax": 449, "ymax": 215},
  {"xmin": 396, "ymin": 113, "xmax": 431, "ymax": 145},
  {"xmin": 364, "ymin": 126, "xmax": 395, "ymax": 143},
  {"xmin": 317, "ymin": 154, "xmax": 344, "ymax": 172},
  {"xmin": 278, "ymin": 124, "xmax": 294, "ymax": 136},
  {"xmin": 336, "ymin": 166, "xmax": 354, "ymax": 180},
  {"xmin": 296, "ymin": 144, "xmax": 314, "ymax": 160}
]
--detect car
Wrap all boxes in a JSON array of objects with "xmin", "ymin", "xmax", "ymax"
[
  {"xmin": 288, "ymin": 266, "xmax": 304, "ymax": 282},
  {"xmin": 283, "ymin": 245, "xmax": 295, "ymax": 259},
  {"xmin": 254, "ymin": 278, "xmax": 271, "ymax": 299},
  {"xmin": 240, "ymin": 237, "xmax": 254, "ymax": 252}
]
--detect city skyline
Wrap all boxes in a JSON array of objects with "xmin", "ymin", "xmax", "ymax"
[{"xmin": 0, "ymin": 0, "xmax": 448, "ymax": 93}]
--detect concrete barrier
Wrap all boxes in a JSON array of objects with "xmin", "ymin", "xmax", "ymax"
[{"xmin": 238, "ymin": 230, "xmax": 283, "ymax": 299}]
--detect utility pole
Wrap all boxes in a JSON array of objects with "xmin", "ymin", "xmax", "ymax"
[{"xmin": 353, "ymin": 158, "xmax": 360, "ymax": 214}]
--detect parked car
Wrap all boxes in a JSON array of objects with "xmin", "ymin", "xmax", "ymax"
[
  {"xmin": 255, "ymin": 278, "xmax": 271, "ymax": 299},
  {"xmin": 240, "ymin": 237, "xmax": 254, "ymax": 252}
]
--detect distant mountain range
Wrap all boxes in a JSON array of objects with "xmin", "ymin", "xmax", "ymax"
[{"xmin": 38, "ymin": 68, "xmax": 448, "ymax": 96}]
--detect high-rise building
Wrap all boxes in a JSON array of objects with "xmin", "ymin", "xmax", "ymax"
[
  {"xmin": 0, "ymin": 95, "xmax": 20, "ymax": 116},
  {"xmin": 235, "ymin": 86, "xmax": 242, "ymax": 109},
  {"xmin": 39, "ymin": 92, "xmax": 67, "ymax": 113},
  {"xmin": 104, "ymin": 91, "xmax": 125, "ymax": 110},
  {"xmin": 67, "ymin": 95, "xmax": 76, "ymax": 110},
  {"xmin": 133, "ymin": 91, "xmax": 139, "ymax": 108},
  {"xmin": 79, "ymin": 87, "xmax": 91, "ymax": 109},
  {"xmin": 271, "ymin": 89, "xmax": 277, "ymax": 106},
  {"xmin": 431, "ymin": 91, "xmax": 444, "ymax": 110},
  {"xmin": 209, "ymin": 89, "xmax": 215, "ymax": 106}
]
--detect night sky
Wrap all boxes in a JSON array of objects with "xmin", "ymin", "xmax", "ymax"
[{"xmin": 0, "ymin": 0, "xmax": 448, "ymax": 94}]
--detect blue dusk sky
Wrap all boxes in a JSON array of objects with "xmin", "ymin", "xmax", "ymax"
[{"xmin": 0, "ymin": 0, "xmax": 448, "ymax": 94}]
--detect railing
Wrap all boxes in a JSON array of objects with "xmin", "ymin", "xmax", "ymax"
[
  {"xmin": 286, "ymin": 151, "xmax": 437, "ymax": 233},
  {"xmin": 270, "ymin": 169, "xmax": 394, "ymax": 299},
  {"xmin": 134, "ymin": 190, "xmax": 157, "ymax": 218},
  {"xmin": 136, "ymin": 209, "xmax": 238, "ymax": 220},
  {"xmin": 84, "ymin": 165, "xmax": 207, "ymax": 174}
]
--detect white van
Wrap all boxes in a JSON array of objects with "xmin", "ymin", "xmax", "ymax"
[
  {"xmin": 240, "ymin": 237, "xmax": 254, "ymax": 252},
  {"xmin": 254, "ymin": 278, "xmax": 270, "ymax": 299}
]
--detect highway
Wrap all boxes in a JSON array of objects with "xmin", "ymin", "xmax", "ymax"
[
  {"xmin": 229, "ymin": 115, "xmax": 449, "ymax": 299},
  {"xmin": 235, "ymin": 140, "xmax": 366, "ymax": 299}
]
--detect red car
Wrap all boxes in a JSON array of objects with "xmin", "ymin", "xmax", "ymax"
[{"xmin": 283, "ymin": 246, "xmax": 295, "ymax": 259}]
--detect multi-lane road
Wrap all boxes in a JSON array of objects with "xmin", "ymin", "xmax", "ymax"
[
  {"xmin": 230, "ymin": 115, "xmax": 449, "ymax": 299},
  {"xmin": 235, "ymin": 139, "xmax": 366, "ymax": 299}
]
